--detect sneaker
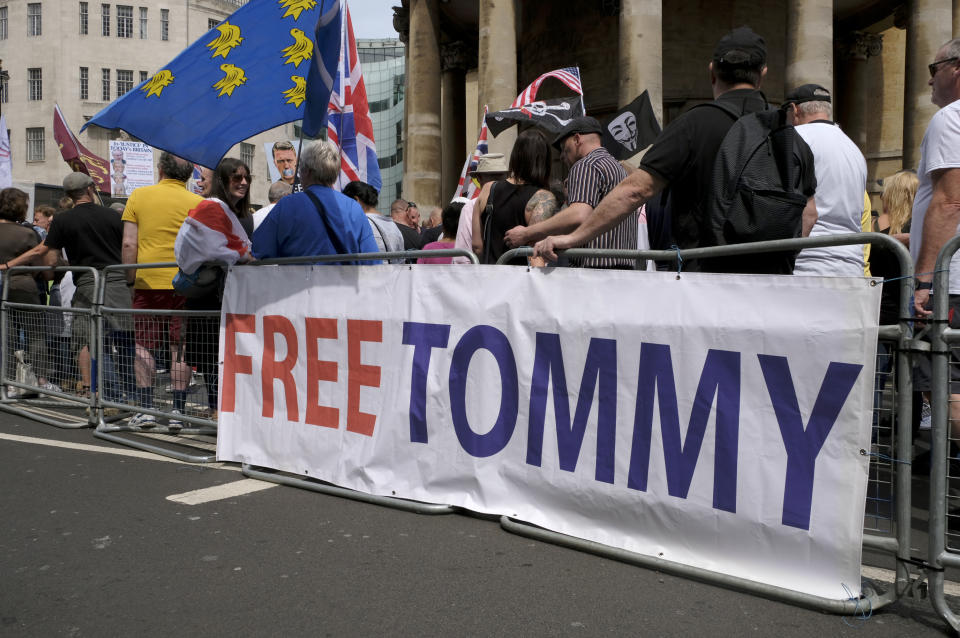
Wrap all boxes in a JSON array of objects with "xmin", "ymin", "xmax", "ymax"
[
  {"xmin": 920, "ymin": 401, "xmax": 932, "ymax": 431},
  {"xmin": 39, "ymin": 381, "xmax": 63, "ymax": 394},
  {"xmin": 129, "ymin": 412, "xmax": 157, "ymax": 428},
  {"xmin": 168, "ymin": 409, "xmax": 183, "ymax": 429}
]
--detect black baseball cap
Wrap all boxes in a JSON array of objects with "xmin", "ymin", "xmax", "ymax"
[
  {"xmin": 551, "ymin": 116, "xmax": 603, "ymax": 150},
  {"xmin": 713, "ymin": 26, "xmax": 766, "ymax": 67},
  {"xmin": 783, "ymin": 83, "xmax": 832, "ymax": 106}
]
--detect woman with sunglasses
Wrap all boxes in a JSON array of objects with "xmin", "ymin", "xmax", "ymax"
[{"xmin": 174, "ymin": 158, "xmax": 254, "ymax": 423}]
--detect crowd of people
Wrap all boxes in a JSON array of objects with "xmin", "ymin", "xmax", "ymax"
[{"xmin": 1, "ymin": 26, "xmax": 959, "ymax": 449}]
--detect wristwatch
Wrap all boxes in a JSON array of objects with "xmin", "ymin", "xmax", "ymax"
[{"xmin": 916, "ymin": 280, "xmax": 934, "ymax": 290}]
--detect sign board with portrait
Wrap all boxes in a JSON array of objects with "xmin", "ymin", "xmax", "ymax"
[
  {"xmin": 262, "ymin": 140, "xmax": 300, "ymax": 187},
  {"xmin": 108, "ymin": 141, "xmax": 154, "ymax": 198}
]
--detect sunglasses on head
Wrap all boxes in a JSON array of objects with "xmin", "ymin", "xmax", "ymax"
[{"xmin": 407, "ymin": 202, "xmax": 417, "ymax": 209}]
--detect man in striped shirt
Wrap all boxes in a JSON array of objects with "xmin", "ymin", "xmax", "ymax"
[{"xmin": 504, "ymin": 117, "xmax": 637, "ymax": 268}]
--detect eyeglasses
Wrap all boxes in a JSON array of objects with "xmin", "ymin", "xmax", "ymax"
[
  {"xmin": 230, "ymin": 174, "xmax": 250, "ymax": 184},
  {"xmin": 929, "ymin": 57, "xmax": 959, "ymax": 78}
]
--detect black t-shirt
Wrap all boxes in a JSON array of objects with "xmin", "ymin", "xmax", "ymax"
[
  {"xmin": 640, "ymin": 88, "xmax": 769, "ymax": 252},
  {"xmin": 395, "ymin": 221, "xmax": 422, "ymax": 251},
  {"xmin": 45, "ymin": 202, "xmax": 123, "ymax": 268},
  {"xmin": 483, "ymin": 180, "xmax": 539, "ymax": 265}
]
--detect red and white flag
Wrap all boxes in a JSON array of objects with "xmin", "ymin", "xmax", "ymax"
[
  {"xmin": 53, "ymin": 104, "xmax": 110, "ymax": 193},
  {"xmin": 511, "ymin": 67, "xmax": 584, "ymax": 114},
  {"xmin": 174, "ymin": 199, "xmax": 252, "ymax": 275},
  {"xmin": 454, "ymin": 107, "xmax": 489, "ymax": 201}
]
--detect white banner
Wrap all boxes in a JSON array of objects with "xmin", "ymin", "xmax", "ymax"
[
  {"xmin": 218, "ymin": 265, "xmax": 880, "ymax": 600},
  {"xmin": 108, "ymin": 140, "xmax": 154, "ymax": 197}
]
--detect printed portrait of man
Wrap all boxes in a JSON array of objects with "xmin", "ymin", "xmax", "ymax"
[{"xmin": 272, "ymin": 140, "xmax": 298, "ymax": 186}]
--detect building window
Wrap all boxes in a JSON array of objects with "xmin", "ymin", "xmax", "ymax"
[
  {"xmin": 117, "ymin": 5, "xmax": 132, "ymax": 38},
  {"xmin": 26, "ymin": 128, "xmax": 45, "ymax": 162},
  {"xmin": 0, "ymin": 75, "xmax": 8, "ymax": 104},
  {"xmin": 240, "ymin": 142, "xmax": 254, "ymax": 169},
  {"xmin": 27, "ymin": 68, "xmax": 42, "ymax": 101},
  {"xmin": 101, "ymin": 4, "xmax": 110, "ymax": 36},
  {"xmin": 160, "ymin": 8, "xmax": 168, "ymax": 41},
  {"xmin": 139, "ymin": 6, "xmax": 146, "ymax": 38},
  {"xmin": 101, "ymin": 68, "xmax": 110, "ymax": 101},
  {"xmin": 0, "ymin": 6, "xmax": 8, "ymax": 40},
  {"xmin": 28, "ymin": 3, "xmax": 42, "ymax": 36},
  {"xmin": 80, "ymin": 67, "xmax": 89, "ymax": 100},
  {"xmin": 208, "ymin": 18, "xmax": 219, "ymax": 31},
  {"xmin": 116, "ymin": 69, "xmax": 133, "ymax": 95},
  {"xmin": 79, "ymin": 2, "xmax": 89, "ymax": 35},
  {"xmin": 139, "ymin": 70, "xmax": 147, "ymax": 83}
]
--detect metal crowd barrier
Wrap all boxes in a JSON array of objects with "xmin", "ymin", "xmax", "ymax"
[
  {"xmin": 92, "ymin": 263, "xmax": 219, "ymax": 463},
  {"xmin": 238, "ymin": 248, "xmax": 480, "ymax": 515},
  {"xmin": 926, "ymin": 234, "xmax": 960, "ymax": 632},
  {"xmin": 499, "ymin": 233, "xmax": 920, "ymax": 615},
  {"xmin": 0, "ymin": 239, "xmax": 939, "ymax": 619},
  {"xmin": 1, "ymin": 266, "xmax": 100, "ymax": 428}
]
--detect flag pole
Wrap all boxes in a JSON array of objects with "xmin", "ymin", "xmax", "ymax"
[{"xmin": 575, "ymin": 64, "xmax": 586, "ymax": 115}]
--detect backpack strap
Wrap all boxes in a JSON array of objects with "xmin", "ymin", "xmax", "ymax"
[{"xmin": 303, "ymin": 188, "xmax": 353, "ymax": 264}]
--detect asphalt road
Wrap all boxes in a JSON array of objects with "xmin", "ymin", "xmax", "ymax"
[{"xmin": 0, "ymin": 411, "xmax": 952, "ymax": 637}]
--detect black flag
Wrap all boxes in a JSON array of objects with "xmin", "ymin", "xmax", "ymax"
[
  {"xmin": 600, "ymin": 91, "xmax": 661, "ymax": 160},
  {"xmin": 485, "ymin": 96, "xmax": 585, "ymax": 137}
]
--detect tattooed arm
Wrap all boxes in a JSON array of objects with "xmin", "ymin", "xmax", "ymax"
[{"xmin": 524, "ymin": 189, "xmax": 558, "ymax": 226}]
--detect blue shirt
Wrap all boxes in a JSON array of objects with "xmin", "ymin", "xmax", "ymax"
[{"xmin": 252, "ymin": 184, "xmax": 381, "ymax": 264}]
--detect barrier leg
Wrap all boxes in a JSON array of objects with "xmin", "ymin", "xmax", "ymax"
[
  {"xmin": 499, "ymin": 516, "xmax": 894, "ymax": 615},
  {"xmin": 240, "ymin": 464, "xmax": 454, "ymax": 515}
]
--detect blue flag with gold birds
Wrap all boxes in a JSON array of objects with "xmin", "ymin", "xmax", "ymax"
[{"xmin": 81, "ymin": 0, "xmax": 342, "ymax": 169}]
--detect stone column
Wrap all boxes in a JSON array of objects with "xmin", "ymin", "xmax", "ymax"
[
  {"xmin": 405, "ymin": 0, "xmax": 442, "ymax": 208},
  {"xmin": 837, "ymin": 32, "xmax": 883, "ymax": 150},
  {"xmin": 903, "ymin": 0, "xmax": 952, "ymax": 169},
  {"xmin": 478, "ymin": 0, "xmax": 517, "ymax": 156},
  {"xmin": 619, "ymin": 0, "xmax": 662, "ymax": 126},
  {"xmin": 955, "ymin": 0, "xmax": 960, "ymax": 37},
  {"xmin": 441, "ymin": 41, "xmax": 468, "ymax": 202},
  {"xmin": 785, "ymin": 0, "xmax": 834, "ymax": 95}
]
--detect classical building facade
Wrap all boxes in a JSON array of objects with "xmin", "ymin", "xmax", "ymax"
[
  {"xmin": 394, "ymin": 0, "xmax": 958, "ymax": 213},
  {"xmin": 0, "ymin": 0, "xmax": 294, "ymax": 207}
]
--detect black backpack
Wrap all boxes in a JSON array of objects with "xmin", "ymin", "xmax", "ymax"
[{"xmin": 697, "ymin": 102, "xmax": 809, "ymax": 273}]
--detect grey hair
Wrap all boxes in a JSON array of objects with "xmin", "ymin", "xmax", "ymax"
[
  {"xmin": 943, "ymin": 38, "xmax": 960, "ymax": 61},
  {"xmin": 158, "ymin": 151, "xmax": 194, "ymax": 182},
  {"xmin": 267, "ymin": 180, "xmax": 293, "ymax": 203},
  {"xmin": 299, "ymin": 139, "xmax": 340, "ymax": 187},
  {"xmin": 796, "ymin": 100, "xmax": 832, "ymax": 119}
]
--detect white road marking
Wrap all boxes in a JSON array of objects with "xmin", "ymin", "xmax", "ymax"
[
  {"xmin": 0, "ymin": 432, "xmax": 239, "ymax": 471},
  {"xmin": 166, "ymin": 479, "xmax": 276, "ymax": 505},
  {"xmin": 862, "ymin": 565, "xmax": 960, "ymax": 596}
]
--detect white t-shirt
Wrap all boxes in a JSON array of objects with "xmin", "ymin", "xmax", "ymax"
[
  {"xmin": 452, "ymin": 198, "xmax": 478, "ymax": 264},
  {"xmin": 911, "ymin": 98, "xmax": 960, "ymax": 294},
  {"xmin": 792, "ymin": 122, "xmax": 867, "ymax": 277},
  {"xmin": 252, "ymin": 203, "xmax": 276, "ymax": 231}
]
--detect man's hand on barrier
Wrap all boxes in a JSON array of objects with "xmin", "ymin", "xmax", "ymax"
[
  {"xmin": 915, "ymin": 288, "xmax": 933, "ymax": 319},
  {"xmin": 534, "ymin": 235, "xmax": 570, "ymax": 262},
  {"xmin": 504, "ymin": 225, "xmax": 528, "ymax": 248}
]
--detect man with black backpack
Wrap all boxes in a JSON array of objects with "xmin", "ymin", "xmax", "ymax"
[{"xmin": 534, "ymin": 26, "xmax": 817, "ymax": 273}]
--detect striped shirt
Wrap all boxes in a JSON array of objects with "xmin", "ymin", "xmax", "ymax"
[{"xmin": 566, "ymin": 147, "xmax": 637, "ymax": 268}]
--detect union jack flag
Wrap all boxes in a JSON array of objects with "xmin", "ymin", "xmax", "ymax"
[
  {"xmin": 454, "ymin": 106, "xmax": 489, "ymax": 200},
  {"xmin": 0, "ymin": 115, "xmax": 10, "ymax": 189},
  {"xmin": 511, "ymin": 67, "xmax": 585, "ymax": 114},
  {"xmin": 327, "ymin": 0, "xmax": 381, "ymax": 190}
]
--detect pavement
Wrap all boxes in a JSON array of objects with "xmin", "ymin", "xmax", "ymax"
[{"xmin": 0, "ymin": 407, "xmax": 955, "ymax": 637}]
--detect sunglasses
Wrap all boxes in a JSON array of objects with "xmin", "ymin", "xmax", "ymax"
[
  {"xmin": 407, "ymin": 202, "xmax": 417, "ymax": 209},
  {"xmin": 929, "ymin": 57, "xmax": 959, "ymax": 78},
  {"xmin": 230, "ymin": 173, "xmax": 250, "ymax": 184}
]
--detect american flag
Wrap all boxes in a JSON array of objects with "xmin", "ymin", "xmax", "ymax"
[
  {"xmin": 511, "ymin": 67, "xmax": 584, "ymax": 114},
  {"xmin": 454, "ymin": 106, "xmax": 489, "ymax": 200},
  {"xmin": 327, "ymin": 1, "xmax": 381, "ymax": 190}
]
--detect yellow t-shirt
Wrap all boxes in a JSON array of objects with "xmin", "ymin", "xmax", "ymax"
[{"xmin": 122, "ymin": 179, "xmax": 203, "ymax": 290}]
